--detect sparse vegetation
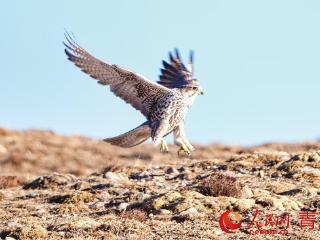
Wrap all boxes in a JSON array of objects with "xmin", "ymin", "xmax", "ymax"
[
  {"xmin": 119, "ymin": 209, "xmax": 147, "ymax": 222},
  {"xmin": 0, "ymin": 176, "xmax": 26, "ymax": 189},
  {"xmin": 0, "ymin": 128, "xmax": 320, "ymax": 239},
  {"xmin": 198, "ymin": 173, "xmax": 243, "ymax": 197}
]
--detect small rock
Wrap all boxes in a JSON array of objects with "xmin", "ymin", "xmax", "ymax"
[
  {"xmin": 0, "ymin": 144, "xmax": 8, "ymax": 155},
  {"xmin": 281, "ymin": 197, "xmax": 301, "ymax": 210},
  {"xmin": 181, "ymin": 172, "xmax": 192, "ymax": 180},
  {"xmin": 242, "ymin": 186, "xmax": 254, "ymax": 198},
  {"xmin": 271, "ymin": 172, "xmax": 281, "ymax": 178},
  {"xmin": 178, "ymin": 167, "xmax": 188, "ymax": 172},
  {"xmin": 237, "ymin": 168, "xmax": 249, "ymax": 174},
  {"xmin": 175, "ymin": 207, "xmax": 200, "ymax": 221},
  {"xmin": 6, "ymin": 221, "xmax": 19, "ymax": 228},
  {"xmin": 277, "ymin": 157, "xmax": 302, "ymax": 172},
  {"xmin": 155, "ymin": 181, "xmax": 165, "ymax": 187},
  {"xmin": 212, "ymin": 196, "xmax": 237, "ymax": 210},
  {"xmin": 234, "ymin": 199, "xmax": 255, "ymax": 211},
  {"xmin": 277, "ymin": 188, "xmax": 302, "ymax": 196},
  {"xmin": 36, "ymin": 208, "xmax": 46, "ymax": 215},
  {"xmin": 258, "ymin": 170, "xmax": 264, "ymax": 178},
  {"xmin": 150, "ymin": 191, "xmax": 182, "ymax": 210},
  {"xmin": 159, "ymin": 209, "xmax": 171, "ymax": 215},
  {"xmin": 217, "ymin": 165, "xmax": 228, "ymax": 171},
  {"xmin": 136, "ymin": 192, "xmax": 150, "ymax": 202},
  {"xmin": 89, "ymin": 201, "xmax": 105, "ymax": 210},
  {"xmin": 104, "ymin": 172, "xmax": 128, "ymax": 181},
  {"xmin": 26, "ymin": 192, "xmax": 38, "ymax": 198},
  {"xmin": 5, "ymin": 237, "xmax": 16, "ymax": 240},
  {"xmin": 299, "ymin": 151, "xmax": 320, "ymax": 162},
  {"xmin": 117, "ymin": 202, "xmax": 129, "ymax": 211},
  {"xmin": 166, "ymin": 167, "xmax": 179, "ymax": 175},
  {"xmin": 202, "ymin": 196, "xmax": 216, "ymax": 209},
  {"xmin": 183, "ymin": 191, "xmax": 205, "ymax": 199},
  {"xmin": 23, "ymin": 173, "xmax": 76, "ymax": 189},
  {"xmin": 255, "ymin": 196, "xmax": 284, "ymax": 210},
  {"xmin": 278, "ymin": 151, "xmax": 291, "ymax": 161},
  {"xmin": 98, "ymin": 191, "xmax": 111, "ymax": 200},
  {"xmin": 130, "ymin": 171, "xmax": 151, "ymax": 180},
  {"xmin": 185, "ymin": 207, "xmax": 198, "ymax": 214},
  {"xmin": 214, "ymin": 229, "xmax": 224, "ymax": 236},
  {"xmin": 252, "ymin": 189, "xmax": 270, "ymax": 198},
  {"xmin": 301, "ymin": 166, "xmax": 320, "ymax": 178}
]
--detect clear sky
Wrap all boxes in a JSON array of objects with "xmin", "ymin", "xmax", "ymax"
[{"xmin": 1, "ymin": 0, "xmax": 319, "ymax": 145}]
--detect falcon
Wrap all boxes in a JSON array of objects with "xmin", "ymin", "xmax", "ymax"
[{"xmin": 64, "ymin": 33, "xmax": 203, "ymax": 155}]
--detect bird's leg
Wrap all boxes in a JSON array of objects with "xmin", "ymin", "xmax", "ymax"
[
  {"xmin": 178, "ymin": 143, "xmax": 191, "ymax": 156},
  {"xmin": 175, "ymin": 134, "xmax": 192, "ymax": 156},
  {"xmin": 182, "ymin": 138, "xmax": 195, "ymax": 152},
  {"xmin": 151, "ymin": 119, "xmax": 170, "ymax": 153},
  {"xmin": 174, "ymin": 122, "xmax": 193, "ymax": 156},
  {"xmin": 160, "ymin": 139, "xmax": 169, "ymax": 153}
]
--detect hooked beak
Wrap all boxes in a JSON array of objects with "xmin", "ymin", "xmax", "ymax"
[{"xmin": 199, "ymin": 88, "xmax": 204, "ymax": 95}]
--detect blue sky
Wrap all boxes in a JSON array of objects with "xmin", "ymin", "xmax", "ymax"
[{"xmin": 1, "ymin": 0, "xmax": 319, "ymax": 145}]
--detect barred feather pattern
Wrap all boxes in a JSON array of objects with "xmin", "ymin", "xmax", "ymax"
[{"xmin": 64, "ymin": 32, "xmax": 170, "ymax": 118}]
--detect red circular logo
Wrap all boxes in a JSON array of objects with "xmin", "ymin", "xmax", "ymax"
[{"xmin": 219, "ymin": 210, "xmax": 242, "ymax": 233}]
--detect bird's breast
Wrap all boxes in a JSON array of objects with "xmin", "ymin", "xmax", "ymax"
[{"xmin": 168, "ymin": 105, "xmax": 189, "ymax": 128}]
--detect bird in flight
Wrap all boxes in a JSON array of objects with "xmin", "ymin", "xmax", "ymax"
[{"xmin": 64, "ymin": 32, "xmax": 203, "ymax": 155}]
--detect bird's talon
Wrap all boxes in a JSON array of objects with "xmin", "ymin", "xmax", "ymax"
[
  {"xmin": 160, "ymin": 141, "xmax": 169, "ymax": 153},
  {"xmin": 178, "ymin": 144, "xmax": 191, "ymax": 156},
  {"xmin": 161, "ymin": 149, "xmax": 169, "ymax": 154}
]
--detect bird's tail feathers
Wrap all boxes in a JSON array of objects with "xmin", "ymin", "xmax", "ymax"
[{"xmin": 104, "ymin": 122, "xmax": 151, "ymax": 148}]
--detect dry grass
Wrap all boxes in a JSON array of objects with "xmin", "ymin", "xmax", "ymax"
[
  {"xmin": 198, "ymin": 173, "xmax": 242, "ymax": 197},
  {"xmin": 9, "ymin": 224, "xmax": 48, "ymax": 240},
  {"xmin": 119, "ymin": 209, "xmax": 147, "ymax": 222},
  {"xmin": 0, "ymin": 176, "xmax": 26, "ymax": 189},
  {"xmin": 48, "ymin": 192, "xmax": 96, "ymax": 204}
]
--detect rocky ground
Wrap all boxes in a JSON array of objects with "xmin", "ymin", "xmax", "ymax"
[{"xmin": 0, "ymin": 128, "xmax": 320, "ymax": 239}]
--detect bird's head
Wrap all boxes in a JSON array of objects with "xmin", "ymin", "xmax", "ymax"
[
  {"xmin": 184, "ymin": 51, "xmax": 203, "ymax": 96},
  {"xmin": 158, "ymin": 48, "xmax": 204, "ymax": 97},
  {"xmin": 184, "ymin": 79, "xmax": 204, "ymax": 96}
]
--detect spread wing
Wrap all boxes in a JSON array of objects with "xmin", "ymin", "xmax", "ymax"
[
  {"xmin": 157, "ymin": 49, "xmax": 195, "ymax": 89},
  {"xmin": 63, "ymin": 33, "xmax": 170, "ymax": 118}
]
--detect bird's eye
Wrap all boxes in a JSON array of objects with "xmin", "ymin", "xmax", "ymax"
[{"xmin": 192, "ymin": 87, "xmax": 198, "ymax": 90}]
